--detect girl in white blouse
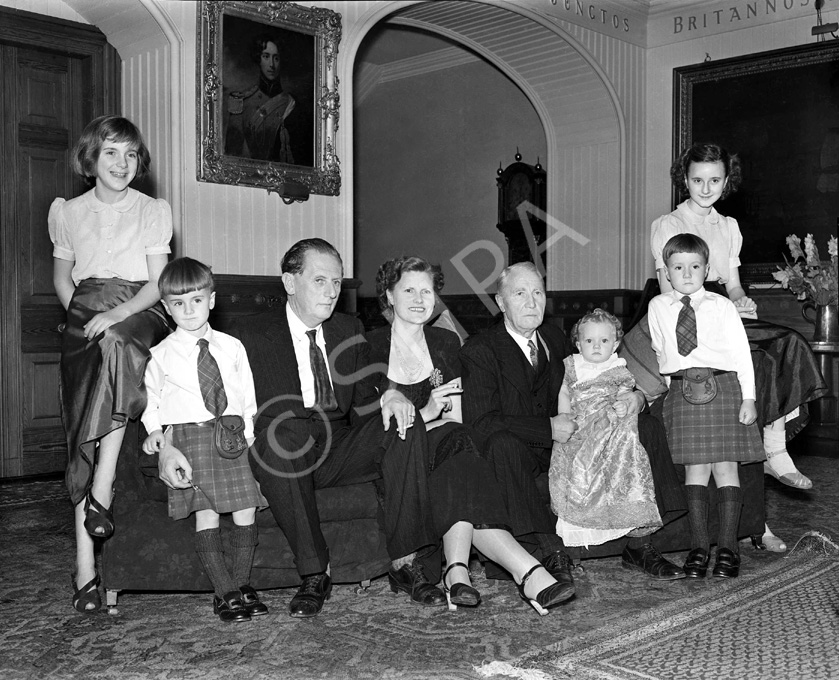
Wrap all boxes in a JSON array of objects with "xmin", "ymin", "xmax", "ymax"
[
  {"xmin": 649, "ymin": 143, "xmax": 827, "ymax": 551},
  {"xmin": 50, "ymin": 116, "xmax": 172, "ymax": 612}
]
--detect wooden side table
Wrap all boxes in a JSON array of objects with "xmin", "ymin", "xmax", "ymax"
[{"xmin": 801, "ymin": 342, "xmax": 839, "ymax": 457}]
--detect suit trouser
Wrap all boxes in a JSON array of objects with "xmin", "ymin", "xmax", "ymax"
[{"xmin": 250, "ymin": 413, "xmax": 436, "ymax": 577}]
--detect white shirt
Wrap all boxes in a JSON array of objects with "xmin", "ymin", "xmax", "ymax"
[
  {"xmin": 648, "ymin": 288, "xmax": 755, "ymax": 400},
  {"xmin": 141, "ymin": 325, "xmax": 257, "ymax": 442},
  {"xmin": 286, "ymin": 304, "xmax": 334, "ymax": 409},
  {"xmin": 504, "ymin": 324, "xmax": 548, "ymax": 368}
]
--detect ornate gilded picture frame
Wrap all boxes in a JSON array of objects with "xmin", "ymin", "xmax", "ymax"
[
  {"xmin": 674, "ymin": 42, "xmax": 839, "ymax": 283},
  {"xmin": 197, "ymin": 1, "xmax": 341, "ymax": 197}
]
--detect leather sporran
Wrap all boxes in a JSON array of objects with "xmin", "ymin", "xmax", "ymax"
[
  {"xmin": 681, "ymin": 367, "xmax": 718, "ymax": 405},
  {"xmin": 213, "ymin": 415, "xmax": 248, "ymax": 460}
]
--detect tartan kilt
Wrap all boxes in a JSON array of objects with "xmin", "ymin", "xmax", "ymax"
[
  {"xmin": 168, "ymin": 422, "xmax": 267, "ymax": 521},
  {"xmin": 662, "ymin": 370, "xmax": 765, "ymax": 465}
]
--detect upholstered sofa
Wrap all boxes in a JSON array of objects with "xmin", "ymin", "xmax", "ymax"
[
  {"xmin": 101, "ymin": 419, "xmax": 390, "ymax": 607},
  {"xmin": 99, "ymin": 282, "xmax": 764, "ymax": 607},
  {"xmin": 100, "ymin": 278, "xmax": 391, "ymax": 609}
]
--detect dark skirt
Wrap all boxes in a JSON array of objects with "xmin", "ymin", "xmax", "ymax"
[
  {"xmin": 426, "ymin": 422, "xmax": 512, "ymax": 538},
  {"xmin": 168, "ymin": 423, "xmax": 267, "ymax": 521},
  {"xmin": 61, "ymin": 278, "xmax": 171, "ymax": 505},
  {"xmin": 743, "ymin": 318, "xmax": 828, "ymax": 438},
  {"xmin": 662, "ymin": 371, "xmax": 765, "ymax": 465}
]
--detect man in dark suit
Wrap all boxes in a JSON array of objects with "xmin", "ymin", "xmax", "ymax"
[
  {"xmin": 158, "ymin": 238, "xmax": 445, "ymax": 618},
  {"xmin": 460, "ymin": 262, "xmax": 685, "ymax": 586}
]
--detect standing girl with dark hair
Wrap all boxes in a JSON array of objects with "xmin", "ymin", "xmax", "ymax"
[
  {"xmin": 649, "ymin": 142, "xmax": 828, "ymax": 550},
  {"xmin": 50, "ymin": 115, "xmax": 172, "ymax": 612}
]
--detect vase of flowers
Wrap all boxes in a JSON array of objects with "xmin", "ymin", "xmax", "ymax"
[{"xmin": 773, "ymin": 234, "xmax": 838, "ymax": 343}]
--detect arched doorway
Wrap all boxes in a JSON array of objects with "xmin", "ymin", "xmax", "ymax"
[
  {"xmin": 347, "ymin": 0, "xmax": 625, "ymax": 294},
  {"xmin": 353, "ymin": 23, "xmax": 548, "ymax": 297}
]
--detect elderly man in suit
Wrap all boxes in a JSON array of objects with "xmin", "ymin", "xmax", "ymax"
[
  {"xmin": 460, "ymin": 261, "xmax": 686, "ymax": 588},
  {"xmin": 158, "ymin": 238, "xmax": 444, "ymax": 618}
]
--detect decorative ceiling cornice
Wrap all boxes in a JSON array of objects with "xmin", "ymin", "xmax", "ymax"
[{"xmin": 356, "ymin": 45, "xmax": 479, "ymax": 105}]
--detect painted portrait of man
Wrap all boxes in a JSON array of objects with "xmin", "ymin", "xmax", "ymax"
[{"xmin": 222, "ymin": 14, "xmax": 315, "ymax": 167}]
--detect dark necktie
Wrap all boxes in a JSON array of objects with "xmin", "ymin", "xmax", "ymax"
[
  {"xmin": 307, "ymin": 329, "xmax": 338, "ymax": 411},
  {"xmin": 528, "ymin": 339, "xmax": 539, "ymax": 373},
  {"xmin": 676, "ymin": 295, "xmax": 698, "ymax": 356},
  {"xmin": 197, "ymin": 338, "xmax": 227, "ymax": 416}
]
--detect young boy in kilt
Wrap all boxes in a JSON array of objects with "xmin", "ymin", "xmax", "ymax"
[
  {"xmin": 648, "ymin": 234, "xmax": 764, "ymax": 580},
  {"xmin": 141, "ymin": 257, "xmax": 268, "ymax": 622}
]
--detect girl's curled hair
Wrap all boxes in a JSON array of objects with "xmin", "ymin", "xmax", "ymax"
[{"xmin": 670, "ymin": 142, "xmax": 742, "ymax": 200}]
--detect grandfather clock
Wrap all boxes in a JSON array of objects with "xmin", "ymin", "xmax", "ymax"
[{"xmin": 496, "ymin": 154, "xmax": 547, "ymax": 269}]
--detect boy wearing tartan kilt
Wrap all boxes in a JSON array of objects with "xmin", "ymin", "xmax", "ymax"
[
  {"xmin": 142, "ymin": 257, "xmax": 268, "ymax": 622},
  {"xmin": 648, "ymin": 234, "xmax": 764, "ymax": 581}
]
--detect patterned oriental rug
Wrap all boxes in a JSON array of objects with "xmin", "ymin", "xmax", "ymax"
[
  {"xmin": 1, "ymin": 454, "xmax": 837, "ymax": 680},
  {"xmin": 486, "ymin": 535, "xmax": 839, "ymax": 680}
]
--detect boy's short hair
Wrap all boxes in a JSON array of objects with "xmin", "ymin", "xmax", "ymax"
[
  {"xmin": 662, "ymin": 233, "xmax": 710, "ymax": 266},
  {"xmin": 570, "ymin": 307, "xmax": 624, "ymax": 346},
  {"xmin": 72, "ymin": 115, "xmax": 151, "ymax": 184},
  {"xmin": 158, "ymin": 257, "xmax": 214, "ymax": 297}
]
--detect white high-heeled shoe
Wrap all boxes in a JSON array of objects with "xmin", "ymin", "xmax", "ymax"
[{"xmin": 764, "ymin": 451, "xmax": 813, "ymax": 489}]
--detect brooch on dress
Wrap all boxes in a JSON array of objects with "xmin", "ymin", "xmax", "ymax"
[{"xmin": 429, "ymin": 368, "xmax": 443, "ymax": 388}]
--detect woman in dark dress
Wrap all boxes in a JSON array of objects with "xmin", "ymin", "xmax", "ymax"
[{"xmin": 366, "ymin": 256, "xmax": 571, "ymax": 615}]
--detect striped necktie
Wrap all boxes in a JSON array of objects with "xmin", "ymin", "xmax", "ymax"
[{"xmin": 528, "ymin": 339, "xmax": 539, "ymax": 373}]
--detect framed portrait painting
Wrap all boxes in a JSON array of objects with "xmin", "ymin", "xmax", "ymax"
[
  {"xmin": 674, "ymin": 42, "xmax": 839, "ymax": 283},
  {"xmin": 197, "ymin": 1, "xmax": 342, "ymax": 197}
]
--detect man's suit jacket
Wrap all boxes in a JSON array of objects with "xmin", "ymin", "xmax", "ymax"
[
  {"xmin": 229, "ymin": 306, "xmax": 380, "ymax": 453},
  {"xmin": 460, "ymin": 319, "xmax": 573, "ymax": 451}
]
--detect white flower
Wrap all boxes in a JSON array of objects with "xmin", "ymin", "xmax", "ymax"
[
  {"xmin": 772, "ymin": 269, "xmax": 791, "ymax": 286},
  {"xmin": 829, "ymin": 236, "xmax": 838, "ymax": 259},
  {"xmin": 786, "ymin": 234, "xmax": 804, "ymax": 260},
  {"xmin": 804, "ymin": 234, "xmax": 818, "ymax": 265}
]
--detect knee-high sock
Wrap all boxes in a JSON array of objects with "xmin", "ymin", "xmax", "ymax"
[
  {"xmin": 195, "ymin": 528, "xmax": 237, "ymax": 598},
  {"xmin": 716, "ymin": 486, "xmax": 743, "ymax": 553},
  {"xmin": 229, "ymin": 522, "xmax": 258, "ymax": 588},
  {"xmin": 685, "ymin": 484, "xmax": 710, "ymax": 552}
]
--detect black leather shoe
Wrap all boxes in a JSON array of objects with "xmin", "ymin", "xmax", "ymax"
[
  {"xmin": 621, "ymin": 543, "xmax": 685, "ymax": 580},
  {"xmin": 213, "ymin": 590, "xmax": 251, "ymax": 623},
  {"xmin": 518, "ymin": 564, "xmax": 574, "ymax": 616},
  {"xmin": 388, "ymin": 561, "xmax": 446, "ymax": 606},
  {"xmin": 539, "ymin": 551, "xmax": 576, "ymax": 601},
  {"xmin": 240, "ymin": 584, "xmax": 269, "ymax": 617},
  {"xmin": 712, "ymin": 548, "xmax": 741, "ymax": 579},
  {"xmin": 682, "ymin": 548, "xmax": 710, "ymax": 579},
  {"xmin": 289, "ymin": 573, "xmax": 332, "ymax": 618}
]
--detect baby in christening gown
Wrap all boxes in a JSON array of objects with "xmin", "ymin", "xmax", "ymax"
[{"xmin": 549, "ymin": 309, "xmax": 662, "ymax": 548}]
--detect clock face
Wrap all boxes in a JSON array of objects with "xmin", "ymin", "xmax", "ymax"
[{"xmin": 506, "ymin": 172, "xmax": 532, "ymax": 221}]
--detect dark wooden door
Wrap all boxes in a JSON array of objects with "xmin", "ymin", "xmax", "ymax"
[{"xmin": 0, "ymin": 7, "xmax": 119, "ymax": 477}]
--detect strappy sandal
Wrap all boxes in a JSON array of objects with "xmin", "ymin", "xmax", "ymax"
[
  {"xmin": 442, "ymin": 562, "xmax": 480, "ymax": 611},
  {"xmin": 71, "ymin": 573, "xmax": 101, "ymax": 613},
  {"xmin": 517, "ymin": 564, "xmax": 572, "ymax": 616},
  {"xmin": 83, "ymin": 491, "xmax": 114, "ymax": 539}
]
